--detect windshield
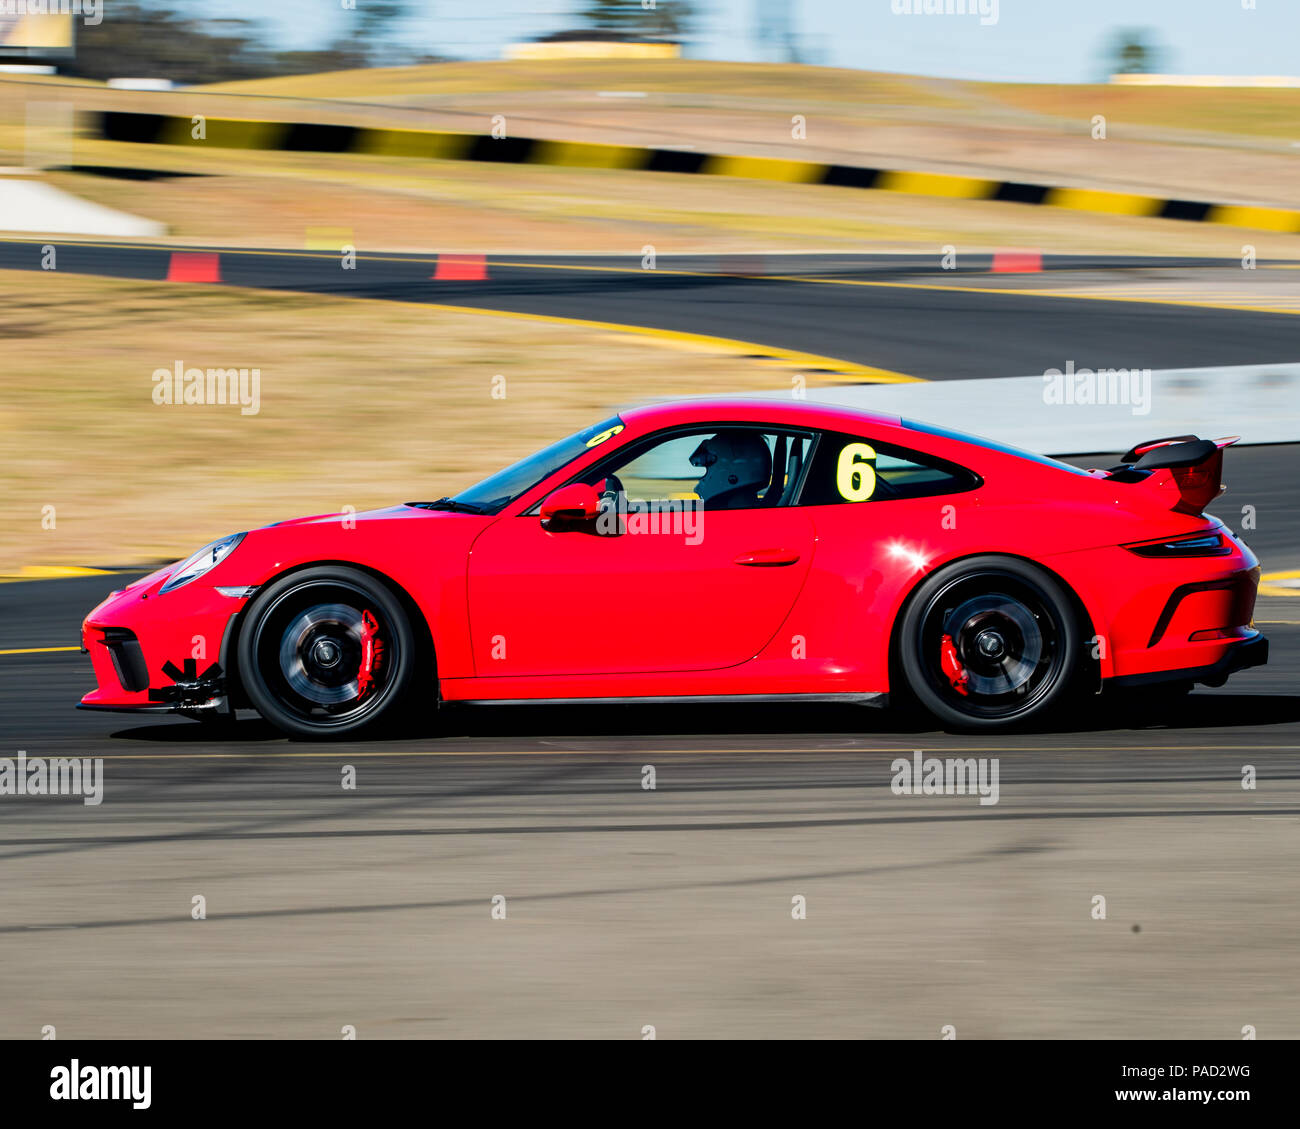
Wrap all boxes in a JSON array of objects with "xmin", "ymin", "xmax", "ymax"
[{"xmin": 450, "ymin": 416, "xmax": 625, "ymax": 513}]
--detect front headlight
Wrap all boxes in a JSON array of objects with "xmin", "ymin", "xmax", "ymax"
[{"xmin": 159, "ymin": 533, "xmax": 246, "ymax": 594}]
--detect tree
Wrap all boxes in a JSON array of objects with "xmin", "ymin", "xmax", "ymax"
[
  {"xmin": 1109, "ymin": 28, "xmax": 1159, "ymax": 76},
  {"xmin": 62, "ymin": 0, "xmax": 426, "ymax": 83},
  {"xmin": 66, "ymin": 2, "xmax": 268, "ymax": 84},
  {"xmin": 355, "ymin": 2, "xmax": 411, "ymax": 58},
  {"xmin": 578, "ymin": 0, "xmax": 691, "ymax": 38}
]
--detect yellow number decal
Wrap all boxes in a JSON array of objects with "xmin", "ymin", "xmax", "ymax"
[
  {"xmin": 585, "ymin": 424, "xmax": 625, "ymax": 448},
  {"xmin": 836, "ymin": 442, "xmax": 877, "ymax": 501}
]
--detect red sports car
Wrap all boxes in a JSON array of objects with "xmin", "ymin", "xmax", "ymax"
[{"xmin": 79, "ymin": 399, "xmax": 1266, "ymax": 735}]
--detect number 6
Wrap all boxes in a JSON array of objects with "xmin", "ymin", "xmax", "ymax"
[{"xmin": 836, "ymin": 443, "xmax": 877, "ymax": 502}]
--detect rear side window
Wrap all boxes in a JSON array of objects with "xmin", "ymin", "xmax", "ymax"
[
  {"xmin": 798, "ymin": 430, "xmax": 980, "ymax": 506},
  {"xmin": 902, "ymin": 417, "xmax": 1093, "ymax": 478}
]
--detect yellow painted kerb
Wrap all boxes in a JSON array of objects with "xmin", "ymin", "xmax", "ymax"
[
  {"xmin": 0, "ymin": 565, "xmax": 117, "ymax": 583},
  {"xmin": 1210, "ymin": 206, "xmax": 1300, "ymax": 234},
  {"xmin": 532, "ymin": 139, "xmax": 648, "ymax": 171},
  {"xmin": 705, "ymin": 155, "xmax": 825, "ymax": 183},
  {"xmin": 1259, "ymin": 570, "xmax": 1300, "ymax": 597},
  {"xmin": 1047, "ymin": 187, "xmax": 1162, "ymax": 217},
  {"xmin": 878, "ymin": 170, "xmax": 995, "ymax": 199}
]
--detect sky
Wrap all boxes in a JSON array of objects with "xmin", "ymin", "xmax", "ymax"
[{"xmin": 195, "ymin": 0, "xmax": 1300, "ymax": 83}]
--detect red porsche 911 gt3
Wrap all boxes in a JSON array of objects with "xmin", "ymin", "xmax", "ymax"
[{"xmin": 79, "ymin": 398, "xmax": 1266, "ymax": 735}]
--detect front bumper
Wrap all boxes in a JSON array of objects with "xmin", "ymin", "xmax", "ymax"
[{"xmin": 78, "ymin": 573, "xmax": 250, "ymax": 715}]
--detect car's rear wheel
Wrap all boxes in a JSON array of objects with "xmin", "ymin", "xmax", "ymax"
[
  {"xmin": 237, "ymin": 566, "xmax": 420, "ymax": 739},
  {"xmin": 898, "ymin": 556, "xmax": 1082, "ymax": 730}
]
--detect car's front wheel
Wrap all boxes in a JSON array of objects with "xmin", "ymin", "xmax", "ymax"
[
  {"xmin": 897, "ymin": 556, "xmax": 1082, "ymax": 730},
  {"xmin": 236, "ymin": 566, "xmax": 420, "ymax": 739}
]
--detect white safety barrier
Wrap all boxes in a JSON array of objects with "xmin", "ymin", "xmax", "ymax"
[
  {"xmin": 804, "ymin": 365, "xmax": 1300, "ymax": 456},
  {"xmin": 0, "ymin": 177, "xmax": 164, "ymax": 238}
]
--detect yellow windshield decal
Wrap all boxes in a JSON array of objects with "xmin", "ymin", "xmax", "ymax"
[{"xmin": 585, "ymin": 424, "xmax": 625, "ymax": 448}]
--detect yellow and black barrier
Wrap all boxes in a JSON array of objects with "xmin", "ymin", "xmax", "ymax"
[{"xmin": 97, "ymin": 111, "xmax": 1300, "ymax": 234}]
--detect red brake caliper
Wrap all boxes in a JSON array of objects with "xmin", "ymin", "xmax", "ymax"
[
  {"xmin": 356, "ymin": 610, "xmax": 385, "ymax": 700},
  {"xmin": 940, "ymin": 633, "xmax": 970, "ymax": 696}
]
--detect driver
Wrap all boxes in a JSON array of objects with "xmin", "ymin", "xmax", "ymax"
[{"xmin": 689, "ymin": 431, "xmax": 773, "ymax": 510}]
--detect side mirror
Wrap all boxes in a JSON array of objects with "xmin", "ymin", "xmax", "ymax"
[{"xmin": 540, "ymin": 483, "xmax": 601, "ymax": 524}]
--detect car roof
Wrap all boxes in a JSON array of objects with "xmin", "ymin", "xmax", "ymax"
[
  {"xmin": 619, "ymin": 397, "xmax": 903, "ymax": 433},
  {"xmin": 616, "ymin": 398, "xmax": 1094, "ymax": 487}
]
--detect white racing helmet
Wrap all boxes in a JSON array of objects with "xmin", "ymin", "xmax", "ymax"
[{"xmin": 689, "ymin": 432, "xmax": 772, "ymax": 508}]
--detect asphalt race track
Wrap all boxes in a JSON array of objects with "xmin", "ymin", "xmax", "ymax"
[
  {"xmin": 2, "ymin": 247, "xmax": 1299, "ymax": 1037},
  {"xmin": 4, "ymin": 240, "xmax": 1300, "ymax": 379}
]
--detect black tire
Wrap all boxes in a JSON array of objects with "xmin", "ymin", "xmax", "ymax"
[
  {"xmin": 236, "ymin": 566, "xmax": 421, "ymax": 739},
  {"xmin": 898, "ymin": 556, "xmax": 1082, "ymax": 731}
]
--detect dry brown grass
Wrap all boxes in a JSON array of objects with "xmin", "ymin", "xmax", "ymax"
[
  {"xmin": 978, "ymin": 81, "xmax": 1300, "ymax": 140},
  {"xmin": 197, "ymin": 59, "xmax": 958, "ymax": 105}
]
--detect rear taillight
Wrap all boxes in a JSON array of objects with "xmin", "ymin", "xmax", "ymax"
[{"xmin": 1124, "ymin": 532, "xmax": 1232, "ymax": 558}]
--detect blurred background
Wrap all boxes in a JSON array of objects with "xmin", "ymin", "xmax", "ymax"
[
  {"xmin": 3, "ymin": 0, "xmax": 1299, "ymax": 567},
  {"xmin": 2, "ymin": 2, "xmax": 1300, "ymax": 1043}
]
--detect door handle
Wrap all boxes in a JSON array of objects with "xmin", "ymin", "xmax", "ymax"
[{"xmin": 734, "ymin": 548, "xmax": 801, "ymax": 567}]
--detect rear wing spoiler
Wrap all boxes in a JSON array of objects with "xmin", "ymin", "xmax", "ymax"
[{"xmin": 1101, "ymin": 435, "xmax": 1240, "ymax": 515}]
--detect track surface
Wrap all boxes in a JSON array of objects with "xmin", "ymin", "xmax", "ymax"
[
  {"xmin": 4, "ymin": 241, "xmax": 1300, "ymax": 379},
  {"xmin": 3, "ymin": 447, "xmax": 1298, "ymax": 1037}
]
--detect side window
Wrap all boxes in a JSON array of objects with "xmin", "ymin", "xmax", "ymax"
[
  {"xmin": 581, "ymin": 428, "xmax": 811, "ymax": 511},
  {"xmin": 798, "ymin": 430, "xmax": 978, "ymax": 506}
]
